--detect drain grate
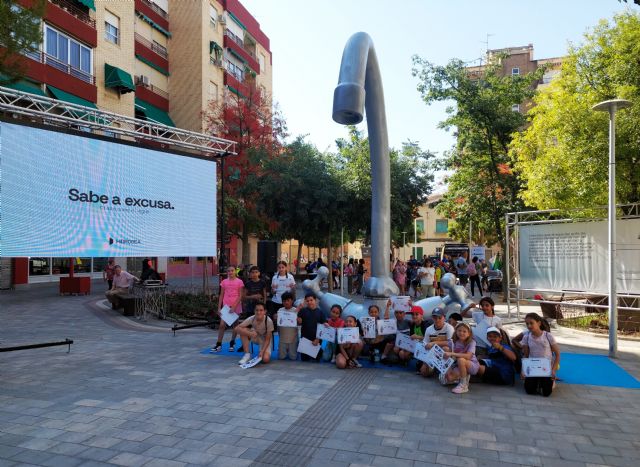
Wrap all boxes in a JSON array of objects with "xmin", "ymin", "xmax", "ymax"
[{"xmin": 250, "ymin": 368, "xmax": 376, "ymax": 467}]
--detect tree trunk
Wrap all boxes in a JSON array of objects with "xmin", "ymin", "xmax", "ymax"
[
  {"xmin": 296, "ymin": 241, "xmax": 303, "ymax": 275},
  {"xmin": 327, "ymin": 233, "xmax": 333, "ymax": 292},
  {"xmin": 241, "ymin": 222, "xmax": 251, "ymax": 266}
]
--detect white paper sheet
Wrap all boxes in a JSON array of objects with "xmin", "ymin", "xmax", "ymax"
[
  {"xmin": 297, "ymin": 337, "xmax": 321, "ymax": 358},
  {"xmin": 277, "ymin": 311, "xmax": 298, "ymax": 328},
  {"xmin": 391, "ymin": 295, "xmax": 412, "ymax": 313},
  {"xmin": 337, "ymin": 327, "xmax": 361, "ymax": 344},
  {"xmin": 522, "ymin": 358, "xmax": 552, "ymax": 377},
  {"xmin": 395, "ymin": 333, "xmax": 417, "ymax": 353},
  {"xmin": 360, "ymin": 317, "xmax": 376, "ymax": 339},
  {"xmin": 316, "ymin": 324, "xmax": 337, "ymax": 342},
  {"xmin": 377, "ymin": 319, "xmax": 397, "ymax": 336},
  {"xmin": 240, "ymin": 357, "xmax": 262, "ymax": 369},
  {"xmin": 220, "ymin": 305, "xmax": 238, "ymax": 326}
]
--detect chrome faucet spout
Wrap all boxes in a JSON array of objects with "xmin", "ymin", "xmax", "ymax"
[{"xmin": 333, "ymin": 32, "xmax": 397, "ymax": 298}]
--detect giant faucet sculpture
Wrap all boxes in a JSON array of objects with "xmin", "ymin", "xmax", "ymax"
[{"xmin": 301, "ymin": 32, "xmax": 475, "ymax": 319}]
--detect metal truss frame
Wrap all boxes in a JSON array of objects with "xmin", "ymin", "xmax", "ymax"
[
  {"xmin": 505, "ymin": 203, "xmax": 640, "ymax": 318},
  {"xmin": 0, "ymin": 87, "xmax": 236, "ymax": 157}
]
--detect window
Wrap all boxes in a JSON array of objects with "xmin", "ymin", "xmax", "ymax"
[
  {"xmin": 169, "ymin": 257, "xmax": 189, "ymax": 264},
  {"xmin": 415, "ymin": 219, "xmax": 425, "ymax": 233},
  {"xmin": 416, "ymin": 247, "xmax": 423, "ymax": 259},
  {"xmin": 209, "ymin": 5, "xmax": 218, "ymax": 28},
  {"xmin": 511, "ymin": 67, "xmax": 520, "ymax": 76},
  {"xmin": 29, "ymin": 257, "xmax": 50, "ymax": 276},
  {"xmin": 44, "ymin": 25, "xmax": 93, "ymax": 81},
  {"xmin": 104, "ymin": 11, "xmax": 120, "ymax": 45},
  {"xmin": 259, "ymin": 52, "xmax": 266, "ymax": 72},
  {"xmin": 208, "ymin": 81, "xmax": 218, "ymax": 101},
  {"xmin": 435, "ymin": 219, "xmax": 448, "ymax": 234},
  {"xmin": 511, "ymin": 104, "xmax": 520, "ymax": 112}
]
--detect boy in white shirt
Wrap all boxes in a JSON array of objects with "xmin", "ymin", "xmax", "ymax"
[{"xmin": 419, "ymin": 307, "xmax": 455, "ymax": 377}]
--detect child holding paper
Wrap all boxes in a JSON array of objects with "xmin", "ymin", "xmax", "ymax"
[
  {"xmin": 212, "ymin": 266, "xmax": 244, "ymax": 353},
  {"xmin": 236, "ymin": 302, "xmax": 273, "ymax": 365},
  {"xmin": 419, "ymin": 307, "xmax": 454, "ymax": 377},
  {"xmin": 322, "ymin": 305, "xmax": 345, "ymax": 363},
  {"xmin": 297, "ymin": 293, "xmax": 325, "ymax": 361},
  {"xmin": 336, "ymin": 315, "xmax": 363, "ymax": 369},
  {"xmin": 360, "ymin": 304, "xmax": 389, "ymax": 362},
  {"xmin": 381, "ymin": 299, "xmax": 410, "ymax": 365},
  {"xmin": 521, "ymin": 313, "xmax": 561, "ymax": 397},
  {"xmin": 275, "ymin": 292, "xmax": 298, "ymax": 360},
  {"xmin": 442, "ymin": 322, "xmax": 480, "ymax": 394},
  {"xmin": 463, "ymin": 296, "xmax": 503, "ymax": 356},
  {"xmin": 476, "ymin": 326, "xmax": 517, "ymax": 385}
]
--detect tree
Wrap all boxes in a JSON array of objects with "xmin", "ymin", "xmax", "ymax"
[
  {"xmin": 204, "ymin": 77, "xmax": 287, "ymax": 265},
  {"xmin": 251, "ymin": 137, "xmax": 346, "ymax": 272},
  {"xmin": 333, "ymin": 127, "xmax": 434, "ymax": 247},
  {"xmin": 512, "ymin": 12, "xmax": 640, "ymax": 210},
  {"xmin": 411, "ymin": 56, "xmax": 544, "ymax": 248},
  {"xmin": 0, "ymin": 0, "xmax": 45, "ymax": 83}
]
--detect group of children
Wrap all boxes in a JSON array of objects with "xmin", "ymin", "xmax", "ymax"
[{"xmin": 214, "ymin": 282, "xmax": 561, "ymax": 397}]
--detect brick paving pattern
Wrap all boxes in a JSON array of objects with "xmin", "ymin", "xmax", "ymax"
[{"xmin": 0, "ymin": 283, "xmax": 639, "ymax": 466}]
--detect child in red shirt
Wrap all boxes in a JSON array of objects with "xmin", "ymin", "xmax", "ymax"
[{"xmin": 323, "ymin": 305, "xmax": 345, "ymax": 363}]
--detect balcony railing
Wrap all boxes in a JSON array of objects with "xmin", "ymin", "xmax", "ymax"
[
  {"xmin": 225, "ymin": 60, "xmax": 244, "ymax": 82},
  {"xmin": 139, "ymin": 0, "xmax": 168, "ymax": 20},
  {"xmin": 134, "ymin": 32, "xmax": 168, "ymax": 59},
  {"xmin": 224, "ymin": 29, "xmax": 257, "ymax": 61},
  {"xmin": 135, "ymin": 76, "xmax": 169, "ymax": 100},
  {"xmin": 49, "ymin": 0, "xmax": 96, "ymax": 28},
  {"xmin": 26, "ymin": 51, "xmax": 94, "ymax": 84}
]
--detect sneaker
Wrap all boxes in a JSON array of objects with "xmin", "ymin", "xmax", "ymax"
[
  {"xmin": 228, "ymin": 342, "xmax": 235, "ymax": 352},
  {"xmin": 330, "ymin": 356, "xmax": 336, "ymax": 364},
  {"xmin": 238, "ymin": 353, "xmax": 251, "ymax": 365},
  {"xmin": 211, "ymin": 344, "xmax": 222, "ymax": 353},
  {"xmin": 439, "ymin": 371, "xmax": 448, "ymax": 385},
  {"xmin": 451, "ymin": 382, "xmax": 469, "ymax": 394},
  {"xmin": 353, "ymin": 360, "xmax": 362, "ymax": 368}
]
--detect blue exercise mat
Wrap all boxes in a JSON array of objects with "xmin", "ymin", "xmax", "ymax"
[{"xmin": 557, "ymin": 353, "xmax": 640, "ymax": 389}]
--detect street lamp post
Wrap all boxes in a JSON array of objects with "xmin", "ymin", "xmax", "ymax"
[
  {"xmin": 592, "ymin": 98, "xmax": 632, "ymax": 359},
  {"xmin": 401, "ymin": 231, "xmax": 406, "ymax": 260}
]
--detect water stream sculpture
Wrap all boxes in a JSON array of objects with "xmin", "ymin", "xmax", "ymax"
[{"xmin": 302, "ymin": 32, "xmax": 475, "ymax": 318}]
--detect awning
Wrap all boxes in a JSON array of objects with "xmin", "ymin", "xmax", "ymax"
[
  {"xmin": 228, "ymin": 48, "xmax": 247, "ymax": 64},
  {"xmin": 105, "ymin": 64, "xmax": 135, "ymax": 93},
  {"xmin": 135, "ymin": 97, "xmax": 175, "ymax": 127},
  {"xmin": 210, "ymin": 41, "xmax": 222, "ymax": 55},
  {"xmin": 0, "ymin": 75, "xmax": 47, "ymax": 97},
  {"xmin": 228, "ymin": 12, "xmax": 246, "ymax": 30},
  {"xmin": 137, "ymin": 12, "xmax": 171, "ymax": 38},
  {"xmin": 227, "ymin": 85, "xmax": 245, "ymax": 98},
  {"xmin": 47, "ymin": 85, "xmax": 106, "ymax": 123},
  {"xmin": 47, "ymin": 85, "xmax": 97, "ymax": 108},
  {"xmin": 76, "ymin": 0, "xmax": 96, "ymax": 11},
  {"xmin": 135, "ymin": 54, "xmax": 169, "ymax": 76}
]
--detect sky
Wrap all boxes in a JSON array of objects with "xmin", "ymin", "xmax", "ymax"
[{"xmin": 240, "ymin": 0, "xmax": 630, "ymax": 171}]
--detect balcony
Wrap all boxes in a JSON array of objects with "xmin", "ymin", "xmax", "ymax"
[
  {"xmin": 49, "ymin": 0, "xmax": 95, "ymax": 28},
  {"xmin": 139, "ymin": 0, "xmax": 167, "ymax": 20},
  {"xmin": 135, "ymin": 76, "xmax": 168, "ymax": 100},
  {"xmin": 135, "ymin": 76, "xmax": 169, "ymax": 111},
  {"xmin": 135, "ymin": 33, "xmax": 168, "ymax": 59},
  {"xmin": 27, "ymin": 51, "xmax": 94, "ymax": 84},
  {"xmin": 223, "ymin": 29, "xmax": 260, "ymax": 74}
]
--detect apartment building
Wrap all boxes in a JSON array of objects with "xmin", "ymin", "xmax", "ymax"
[
  {"xmin": 3, "ymin": 0, "xmax": 272, "ymax": 286},
  {"xmin": 466, "ymin": 44, "xmax": 562, "ymax": 113}
]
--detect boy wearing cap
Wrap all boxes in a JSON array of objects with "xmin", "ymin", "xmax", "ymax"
[
  {"xmin": 476, "ymin": 326, "xmax": 517, "ymax": 385},
  {"xmin": 381, "ymin": 300, "xmax": 411, "ymax": 365},
  {"xmin": 419, "ymin": 307, "xmax": 455, "ymax": 377}
]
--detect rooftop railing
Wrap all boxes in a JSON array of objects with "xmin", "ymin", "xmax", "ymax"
[{"xmin": 49, "ymin": 0, "xmax": 96, "ymax": 28}]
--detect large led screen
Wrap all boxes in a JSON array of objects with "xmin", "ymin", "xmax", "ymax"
[{"xmin": 0, "ymin": 122, "xmax": 217, "ymax": 257}]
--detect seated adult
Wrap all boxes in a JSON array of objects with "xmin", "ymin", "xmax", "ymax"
[
  {"xmin": 335, "ymin": 315, "xmax": 363, "ymax": 369},
  {"xmin": 476, "ymin": 326, "xmax": 517, "ymax": 385},
  {"xmin": 105, "ymin": 265, "xmax": 138, "ymax": 309},
  {"xmin": 236, "ymin": 302, "xmax": 273, "ymax": 365}
]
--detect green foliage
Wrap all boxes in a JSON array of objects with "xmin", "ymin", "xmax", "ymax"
[
  {"xmin": 0, "ymin": 0, "xmax": 45, "ymax": 82},
  {"xmin": 412, "ymin": 55, "xmax": 544, "ymax": 246},
  {"xmin": 333, "ymin": 127, "xmax": 434, "ymax": 246},
  {"xmin": 512, "ymin": 12, "xmax": 640, "ymax": 210}
]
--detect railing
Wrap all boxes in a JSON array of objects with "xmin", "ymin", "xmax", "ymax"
[
  {"xmin": 134, "ymin": 33, "xmax": 168, "ymax": 59},
  {"xmin": 26, "ymin": 51, "xmax": 94, "ymax": 84},
  {"xmin": 49, "ymin": 0, "xmax": 96, "ymax": 28},
  {"xmin": 139, "ymin": 0, "xmax": 168, "ymax": 20},
  {"xmin": 225, "ymin": 60, "xmax": 244, "ymax": 82},
  {"xmin": 136, "ymin": 77, "xmax": 169, "ymax": 100},
  {"xmin": 224, "ymin": 29, "xmax": 257, "ymax": 61}
]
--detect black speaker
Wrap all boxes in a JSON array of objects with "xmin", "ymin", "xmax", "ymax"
[{"xmin": 257, "ymin": 241, "xmax": 278, "ymax": 274}]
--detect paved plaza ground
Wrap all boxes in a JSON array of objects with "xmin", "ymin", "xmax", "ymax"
[{"xmin": 1, "ymin": 281, "xmax": 639, "ymax": 467}]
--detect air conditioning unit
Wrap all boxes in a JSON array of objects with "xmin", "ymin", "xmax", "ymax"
[
  {"xmin": 214, "ymin": 59, "xmax": 223, "ymax": 68},
  {"xmin": 218, "ymin": 14, "xmax": 226, "ymax": 25},
  {"xmin": 139, "ymin": 75, "xmax": 150, "ymax": 87}
]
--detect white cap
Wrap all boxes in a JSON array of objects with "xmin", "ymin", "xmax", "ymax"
[{"xmin": 486, "ymin": 326, "xmax": 501, "ymax": 336}]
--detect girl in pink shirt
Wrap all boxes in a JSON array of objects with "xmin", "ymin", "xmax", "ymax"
[{"xmin": 212, "ymin": 266, "xmax": 244, "ymax": 352}]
